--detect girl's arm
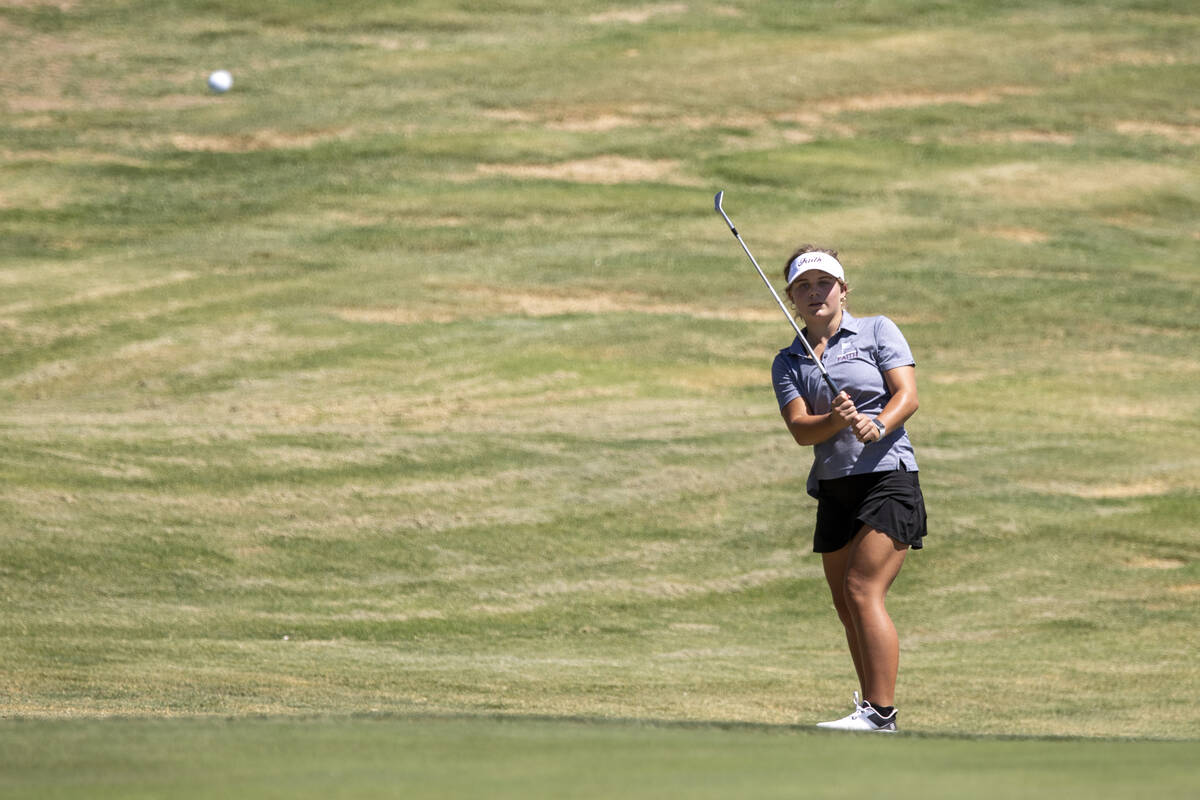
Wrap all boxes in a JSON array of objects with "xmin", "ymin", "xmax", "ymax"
[
  {"xmin": 780, "ymin": 393, "xmax": 856, "ymax": 446},
  {"xmin": 849, "ymin": 365, "xmax": 919, "ymax": 443}
]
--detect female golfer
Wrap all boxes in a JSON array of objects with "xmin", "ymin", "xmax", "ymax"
[{"xmin": 771, "ymin": 245, "xmax": 926, "ymax": 733}]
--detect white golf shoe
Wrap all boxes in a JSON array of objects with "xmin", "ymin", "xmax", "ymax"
[
  {"xmin": 816, "ymin": 692, "xmax": 898, "ymax": 733},
  {"xmin": 816, "ymin": 691, "xmax": 864, "ymax": 727}
]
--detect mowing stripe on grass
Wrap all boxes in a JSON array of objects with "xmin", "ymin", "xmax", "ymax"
[{"xmin": 2, "ymin": 715, "xmax": 1198, "ymax": 800}]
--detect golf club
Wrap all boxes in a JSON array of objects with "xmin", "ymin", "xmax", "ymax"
[{"xmin": 713, "ymin": 190, "xmax": 841, "ymax": 397}]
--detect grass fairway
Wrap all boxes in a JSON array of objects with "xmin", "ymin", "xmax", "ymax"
[
  {"xmin": 4, "ymin": 716, "xmax": 1198, "ymax": 800},
  {"xmin": 1, "ymin": 0, "xmax": 1198, "ymax": 791}
]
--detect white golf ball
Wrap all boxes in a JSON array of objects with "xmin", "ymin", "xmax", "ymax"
[{"xmin": 207, "ymin": 69, "xmax": 233, "ymax": 93}]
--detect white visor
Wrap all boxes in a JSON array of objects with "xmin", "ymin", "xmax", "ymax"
[{"xmin": 786, "ymin": 252, "xmax": 845, "ymax": 286}]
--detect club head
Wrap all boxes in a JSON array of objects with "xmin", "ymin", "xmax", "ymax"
[{"xmin": 713, "ymin": 190, "xmax": 725, "ymax": 213}]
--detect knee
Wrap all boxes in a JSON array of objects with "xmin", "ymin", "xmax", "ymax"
[
  {"xmin": 843, "ymin": 572, "xmax": 877, "ymax": 613},
  {"xmin": 832, "ymin": 599, "xmax": 854, "ymax": 628},
  {"xmin": 828, "ymin": 589, "xmax": 854, "ymax": 626}
]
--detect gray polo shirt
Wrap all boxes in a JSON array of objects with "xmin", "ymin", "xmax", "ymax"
[{"xmin": 771, "ymin": 311, "xmax": 919, "ymax": 498}]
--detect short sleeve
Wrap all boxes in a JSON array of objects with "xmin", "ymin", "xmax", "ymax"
[
  {"xmin": 874, "ymin": 316, "xmax": 915, "ymax": 371},
  {"xmin": 772, "ymin": 351, "xmax": 803, "ymax": 411}
]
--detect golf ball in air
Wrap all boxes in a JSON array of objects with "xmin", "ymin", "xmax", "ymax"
[{"xmin": 207, "ymin": 69, "xmax": 233, "ymax": 93}]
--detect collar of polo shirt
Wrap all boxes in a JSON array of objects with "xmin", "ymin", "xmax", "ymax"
[{"xmin": 788, "ymin": 310, "xmax": 861, "ymax": 359}]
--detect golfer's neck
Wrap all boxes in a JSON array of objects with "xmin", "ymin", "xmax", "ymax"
[{"xmin": 805, "ymin": 309, "xmax": 843, "ymax": 344}]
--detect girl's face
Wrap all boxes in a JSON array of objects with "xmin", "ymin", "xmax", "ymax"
[{"xmin": 787, "ymin": 269, "xmax": 845, "ymax": 323}]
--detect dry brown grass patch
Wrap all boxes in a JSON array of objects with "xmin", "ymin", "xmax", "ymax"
[
  {"xmin": 0, "ymin": 0, "xmax": 76, "ymax": 7},
  {"xmin": 477, "ymin": 156, "xmax": 695, "ymax": 185},
  {"xmin": 1124, "ymin": 556, "xmax": 1186, "ymax": 570},
  {"xmin": 813, "ymin": 86, "xmax": 1038, "ymax": 115},
  {"xmin": 984, "ymin": 228, "xmax": 1051, "ymax": 244},
  {"xmin": 2, "ymin": 147, "xmax": 149, "ymax": 168},
  {"xmin": 1115, "ymin": 121, "xmax": 1200, "ymax": 145},
  {"xmin": 0, "ymin": 27, "xmax": 213, "ymax": 113},
  {"xmin": 546, "ymin": 114, "xmax": 639, "ymax": 132},
  {"xmin": 483, "ymin": 108, "xmax": 641, "ymax": 132},
  {"xmin": 169, "ymin": 128, "xmax": 353, "ymax": 153},
  {"xmin": 1039, "ymin": 480, "xmax": 1180, "ymax": 499},
  {"xmin": 334, "ymin": 288, "xmax": 778, "ymax": 325},
  {"xmin": 667, "ymin": 365, "xmax": 765, "ymax": 391},
  {"xmin": 971, "ymin": 130, "xmax": 1077, "ymax": 145},
  {"xmin": 933, "ymin": 162, "xmax": 1186, "ymax": 207},
  {"xmin": 0, "ymin": 269, "xmax": 197, "ymax": 317},
  {"xmin": 480, "ymin": 108, "xmax": 538, "ymax": 123},
  {"xmin": 5, "ymin": 91, "xmax": 212, "ymax": 114},
  {"xmin": 333, "ymin": 307, "xmax": 462, "ymax": 325},
  {"xmin": 478, "ymin": 565, "xmax": 821, "ymax": 603},
  {"xmin": 1104, "ymin": 50, "xmax": 1184, "ymax": 67},
  {"xmin": 482, "ymin": 88, "xmax": 1038, "ymax": 142},
  {"xmin": 587, "ymin": 3, "xmax": 687, "ymax": 24}
]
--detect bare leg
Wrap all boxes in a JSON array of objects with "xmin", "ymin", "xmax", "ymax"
[
  {"xmin": 821, "ymin": 546, "xmax": 866, "ymax": 696},
  {"xmin": 842, "ymin": 526, "xmax": 908, "ymax": 707}
]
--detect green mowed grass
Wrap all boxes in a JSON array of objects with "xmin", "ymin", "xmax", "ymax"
[
  {"xmin": 3, "ymin": 716, "xmax": 1198, "ymax": 800},
  {"xmin": 1, "ymin": 2, "xmax": 1198, "ymax": 790}
]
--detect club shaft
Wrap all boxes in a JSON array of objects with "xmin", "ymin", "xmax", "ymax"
[
  {"xmin": 731, "ymin": 230, "xmax": 806, "ymax": 341},
  {"xmin": 715, "ymin": 198, "xmax": 841, "ymax": 397}
]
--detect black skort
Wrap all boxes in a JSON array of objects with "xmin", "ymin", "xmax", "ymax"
[{"xmin": 813, "ymin": 467, "xmax": 927, "ymax": 553}]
